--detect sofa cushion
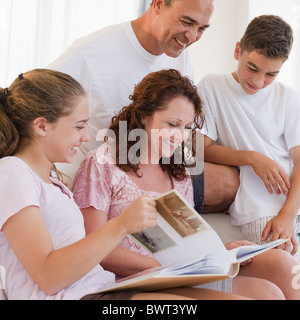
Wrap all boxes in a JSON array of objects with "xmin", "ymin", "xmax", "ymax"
[{"xmin": 201, "ymin": 213, "xmax": 243, "ymax": 244}]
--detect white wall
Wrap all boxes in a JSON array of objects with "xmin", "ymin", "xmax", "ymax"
[
  {"xmin": 189, "ymin": 0, "xmax": 244, "ymax": 84},
  {"xmin": 0, "ymin": 0, "xmax": 140, "ymax": 86},
  {"xmin": 247, "ymin": 0, "xmax": 300, "ymax": 93}
]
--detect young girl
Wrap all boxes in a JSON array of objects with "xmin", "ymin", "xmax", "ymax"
[
  {"xmin": 72, "ymin": 69, "xmax": 300, "ymax": 300},
  {"xmin": 0, "ymin": 69, "xmax": 246, "ymax": 300}
]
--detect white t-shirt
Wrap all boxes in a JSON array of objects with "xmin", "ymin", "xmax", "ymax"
[
  {"xmin": 0, "ymin": 157, "xmax": 115, "ymax": 300},
  {"xmin": 198, "ymin": 73, "xmax": 300, "ymax": 226},
  {"xmin": 48, "ymin": 21, "xmax": 194, "ymax": 152}
]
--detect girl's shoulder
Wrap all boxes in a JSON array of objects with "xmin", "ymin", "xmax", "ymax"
[{"xmin": 0, "ymin": 157, "xmax": 40, "ymax": 183}]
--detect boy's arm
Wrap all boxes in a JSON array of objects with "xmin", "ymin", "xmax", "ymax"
[
  {"xmin": 262, "ymin": 146, "xmax": 300, "ymax": 255},
  {"xmin": 280, "ymin": 146, "xmax": 300, "ymax": 216},
  {"xmin": 205, "ymin": 136, "xmax": 253, "ymax": 166},
  {"xmin": 204, "ymin": 136, "xmax": 290, "ymax": 195}
]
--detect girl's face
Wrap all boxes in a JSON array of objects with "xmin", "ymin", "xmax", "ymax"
[
  {"xmin": 142, "ymin": 95, "xmax": 195, "ymax": 162},
  {"xmin": 46, "ymin": 95, "xmax": 90, "ymax": 164}
]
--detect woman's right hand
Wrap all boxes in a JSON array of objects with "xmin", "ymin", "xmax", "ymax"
[{"xmin": 119, "ymin": 196, "xmax": 158, "ymax": 235}]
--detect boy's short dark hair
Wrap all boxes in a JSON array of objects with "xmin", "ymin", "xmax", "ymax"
[{"xmin": 240, "ymin": 15, "xmax": 294, "ymax": 61}]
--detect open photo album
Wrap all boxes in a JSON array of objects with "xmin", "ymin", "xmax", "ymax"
[{"xmin": 97, "ymin": 189, "xmax": 286, "ymax": 293}]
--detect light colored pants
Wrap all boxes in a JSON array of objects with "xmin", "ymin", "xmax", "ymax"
[
  {"xmin": 196, "ymin": 278, "xmax": 233, "ymax": 293},
  {"xmin": 240, "ymin": 216, "xmax": 300, "ymax": 263}
]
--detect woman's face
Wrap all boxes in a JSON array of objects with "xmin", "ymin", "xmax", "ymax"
[{"xmin": 142, "ymin": 95, "xmax": 195, "ymax": 162}]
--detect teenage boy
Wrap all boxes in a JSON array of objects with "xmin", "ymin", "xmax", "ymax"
[{"xmin": 199, "ymin": 15, "xmax": 300, "ymax": 261}]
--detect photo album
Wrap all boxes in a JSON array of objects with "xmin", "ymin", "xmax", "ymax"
[{"xmin": 98, "ymin": 189, "xmax": 286, "ymax": 293}]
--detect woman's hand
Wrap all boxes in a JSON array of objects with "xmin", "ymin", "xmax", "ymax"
[
  {"xmin": 225, "ymin": 240, "xmax": 255, "ymax": 266},
  {"xmin": 225, "ymin": 240, "xmax": 255, "ymax": 250}
]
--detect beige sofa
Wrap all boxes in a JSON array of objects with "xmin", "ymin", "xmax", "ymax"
[{"xmin": 201, "ymin": 212, "xmax": 243, "ymax": 244}]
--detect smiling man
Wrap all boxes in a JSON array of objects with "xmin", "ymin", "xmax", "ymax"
[
  {"xmin": 134, "ymin": 0, "xmax": 212, "ymax": 57},
  {"xmin": 49, "ymin": 0, "xmax": 238, "ymax": 214}
]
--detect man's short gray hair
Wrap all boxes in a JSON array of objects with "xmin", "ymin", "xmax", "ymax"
[{"xmin": 150, "ymin": 0, "xmax": 173, "ymax": 7}]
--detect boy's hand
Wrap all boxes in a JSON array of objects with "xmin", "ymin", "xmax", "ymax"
[
  {"xmin": 261, "ymin": 214, "xmax": 298, "ymax": 255},
  {"xmin": 250, "ymin": 152, "xmax": 290, "ymax": 195},
  {"xmin": 120, "ymin": 196, "xmax": 158, "ymax": 235}
]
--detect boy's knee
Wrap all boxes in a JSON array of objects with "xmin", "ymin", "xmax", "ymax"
[
  {"xmin": 234, "ymin": 277, "xmax": 285, "ymax": 300},
  {"xmin": 263, "ymin": 280, "xmax": 285, "ymax": 300},
  {"xmin": 246, "ymin": 278, "xmax": 285, "ymax": 300}
]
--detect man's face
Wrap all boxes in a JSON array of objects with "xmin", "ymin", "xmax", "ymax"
[{"xmin": 153, "ymin": 0, "xmax": 214, "ymax": 57}]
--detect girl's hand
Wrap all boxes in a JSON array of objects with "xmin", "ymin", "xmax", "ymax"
[{"xmin": 119, "ymin": 196, "xmax": 158, "ymax": 235}]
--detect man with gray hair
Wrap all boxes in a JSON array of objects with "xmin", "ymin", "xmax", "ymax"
[{"xmin": 49, "ymin": 0, "xmax": 238, "ymax": 214}]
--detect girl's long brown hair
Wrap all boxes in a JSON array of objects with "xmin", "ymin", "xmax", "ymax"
[{"xmin": 0, "ymin": 69, "xmax": 85, "ymax": 159}]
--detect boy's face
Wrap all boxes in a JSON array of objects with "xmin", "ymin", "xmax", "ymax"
[{"xmin": 233, "ymin": 42, "xmax": 285, "ymax": 95}]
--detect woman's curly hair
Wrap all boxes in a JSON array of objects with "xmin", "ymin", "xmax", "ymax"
[{"xmin": 106, "ymin": 69, "xmax": 204, "ymax": 181}]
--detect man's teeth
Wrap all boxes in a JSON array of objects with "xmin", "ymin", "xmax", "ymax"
[
  {"xmin": 72, "ymin": 146, "xmax": 80, "ymax": 151},
  {"xmin": 175, "ymin": 38, "xmax": 185, "ymax": 47}
]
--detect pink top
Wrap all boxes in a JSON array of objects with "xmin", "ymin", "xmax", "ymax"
[
  {"xmin": 0, "ymin": 157, "xmax": 115, "ymax": 300},
  {"xmin": 72, "ymin": 148, "xmax": 194, "ymax": 255}
]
